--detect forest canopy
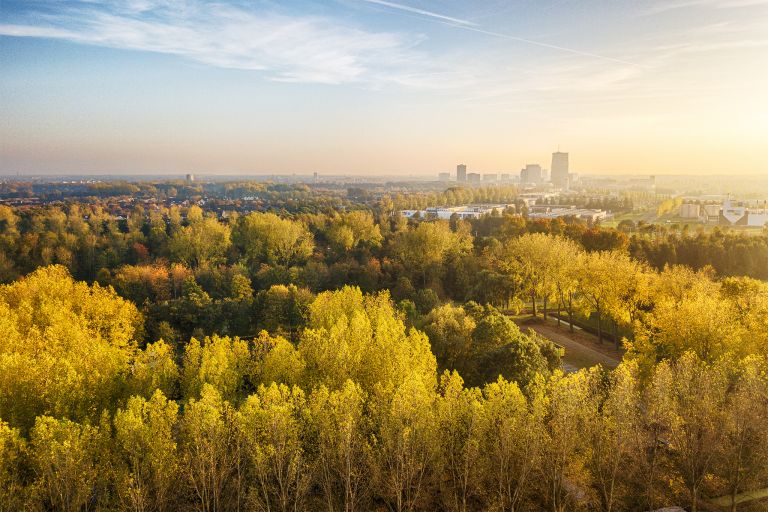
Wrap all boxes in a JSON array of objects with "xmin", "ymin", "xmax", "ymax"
[{"xmin": 1, "ymin": 199, "xmax": 767, "ymax": 511}]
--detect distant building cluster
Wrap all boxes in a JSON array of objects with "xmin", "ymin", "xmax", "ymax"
[
  {"xmin": 399, "ymin": 204, "xmax": 513, "ymax": 220},
  {"xmin": 679, "ymin": 198, "xmax": 768, "ymax": 227},
  {"xmin": 444, "ymin": 150, "xmax": 579, "ymax": 190}
]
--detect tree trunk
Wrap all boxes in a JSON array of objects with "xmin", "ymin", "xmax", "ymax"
[
  {"xmin": 568, "ymin": 294, "xmax": 574, "ymax": 334},
  {"xmin": 543, "ymin": 296, "xmax": 548, "ymax": 321},
  {"xmin": 557, "ymin": 300, "xmax": 561, "ymax": 328},
  {"xmin": 531, "ymin": 291, "xmax": 537, "ymax": 317},
  {"xmin": 596, "ymin": 307, "xmax": 603, "ymax": 344}
]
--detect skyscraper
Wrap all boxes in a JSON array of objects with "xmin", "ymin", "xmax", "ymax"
[
  {"xmin": 551, "ymin": 151, "xmax": 569, "ymax": 188},
  {"xmin": 457, "ymin": 164, "xmax": 467, "ymax": 182},
  {"xmin": 520, "ymin": 164, "xmax": 542, "ymax": 184}
]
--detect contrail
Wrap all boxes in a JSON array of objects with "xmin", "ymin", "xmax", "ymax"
[
  {"xmin": 360, "ymin": 0, "xmax": 477, "ymax": 26},
  {"xmin": 460, "ymin": 25, "xmax": 642, "ymax": 67},
  {"xmin": 359, "ymin": 0, "xmax": 641, "ymax": 67}
]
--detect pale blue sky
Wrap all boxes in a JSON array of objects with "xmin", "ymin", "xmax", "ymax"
[{"xmin": 1, "ymin": 0, "xmax": 767, "ymax": 175}]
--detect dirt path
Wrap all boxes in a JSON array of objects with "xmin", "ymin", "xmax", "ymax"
[{"xmin": 514, "ymin": 317, "xmax": 623, "ymax": 372}]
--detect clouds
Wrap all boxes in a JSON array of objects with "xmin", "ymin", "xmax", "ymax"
[{"xmin": 0, "ymin": 0, "xmax": 423, "ymax": 84}]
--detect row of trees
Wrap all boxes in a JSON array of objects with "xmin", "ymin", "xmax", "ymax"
[{"xmin": 1, "ymin": 267, "xmax": 767, "ymax": 511}]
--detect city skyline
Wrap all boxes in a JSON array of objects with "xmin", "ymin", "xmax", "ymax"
[{"xmin": 2, "ymin": 0, "xmax": 767, "ymax": 176}]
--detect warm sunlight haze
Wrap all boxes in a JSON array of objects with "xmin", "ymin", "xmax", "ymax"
[
  {"xmin": 1, "ymin": 2, "xmax": 768, "ymax": 512},
  {"xmin": 1, "ymin": 0, "xmax": 767, "ymax": 175}
]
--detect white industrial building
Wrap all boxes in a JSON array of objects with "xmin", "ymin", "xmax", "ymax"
[
  {"xmin": 399, "ymin": 204, "xmax": 513, "ymax": 220},
  {"xmin": 527, "ymin": 205, "xmax": 610, "ymax": 222},
  {"xmin": 720, "ymin": 199, "xmax": 768, "ymax": 227}
]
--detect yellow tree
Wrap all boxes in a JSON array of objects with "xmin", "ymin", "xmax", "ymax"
[
  {"xmin": 30, "ymin": 416, "xmax": 100, "ymax": 512},
  {"xmin": 181, "ymin": 335, "xmax": 251, "ymax": 404},
  {"xmin": 587, "ymin": 363, "xmax": 643, "ymax": 512},
  {"xmin": 169, "ymin": 207, "xmax": 231, "ymax": 268},
  {"xmin": 373, "ymin": 374, "xmax": 438, "ymax": 512},
  {"xmin": 232, "ymin": 212, "xmax": 314, "ymax": 267},
  {"xmin": 575, "ymin": 251, "xmax": 631, "ymax": 344},
  {"xmin": 497, "ymin": 233, "xmax": 581, "ymax": 319},
  {"xmin": 129, "ymin": 340, "xmax": 180, "ymax": 400},
  {"xmin": 652, "ymin": 353, "xmax": 729, "ymax": 512},
  {"xmin": 717, "ymin": 355, "xmax": 768, "ymax": 512},
  {"xmin": 238, "ymin": 383, "xmax": 311, "ymax": 512},
  {"xmin": 0, "ymin": 420, "xmax": 26, "ymax": 512},
  {"xmin": 113, "ymin": 390, "xmax": 180, "ymax": 512},
  {"xmin": 299, "ymin": 287, "xmax": 436, "ymax": 395},
  {"xmin": 309, "ymin": 380, "xmax": 371, "ymax": 512},
  {"xmin": 535, "ymin": 370, "xmax": 596, "ymax": 512},
  {"xmin": 180, "ymin": 384, "xmax": 241, "ymax": 512},
  {"xmin": 435, "ymin": 371, "xmax": 483, "ymax": 512},
  {"xmin": 478, "ymin": 376, "xmax": 542, "ymax": 512},
  {"xmin": 0, "ymin": 265, "xmax": 142, "ymax": 432}
]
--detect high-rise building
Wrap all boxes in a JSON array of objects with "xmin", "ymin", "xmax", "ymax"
[
  {"xmin": 457, "ymin": 164, "xmax": 467, "ymax": 182},
  {"xmin": 520, "ymin": 164, "xmax": 542, "ymax": 184},
  {"xmin": 438, "ymin": 172, "xmax": 451, "ymax": 181},
  {"xmin": 467, "ymin": 173, "xmax": 481, "ymax": 183},
  {"xmin": 551, "ymin": 151, "xmax": 569, "ymax": 188}
]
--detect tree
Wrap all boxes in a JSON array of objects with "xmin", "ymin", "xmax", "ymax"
[
  {"xmin": 233, "ymin": 212, "xmax": 314, "ymax": 267},
  {"xmin": 652, "ymin": 354, "xmax": 729, "ymax": 512},
  {"xmin": 239, "ymin": 383, "xmax": 311, "ymax": 512},
  {"xmin": 309, "ymin": 380, "xmax": 371, "ymax": 512},
  {"xmin": 479, "ymin": 376, "xmax": 542, "ymax": 512},
  {"xmin": 716, "ymin": 355, "xmax": 768, "ymax": 512},
  {"xmin": 575, "ymin": 251, "xmax": 627, "ymax": 344},
  {"xmin": 390, "ymin": 221, "xmax": 472, "ymax": 288},
  {"xmin": 423, "ymin": 304, "xmax": 476, "ymax": 373},
  {"xmin": 0, "ymin": 265, "xmax": 142, "ymax": 432},
  {"xmin": 169, "ymin": 207, "xmax": 231, "ymax": 268},
  {"xmin": 30, "ymin": 416, "xmax": 100, "ymax": 512},
  {"xmin": 0, "ymin": 420, "xmax": 26, "ymax": 512},
  {"xmin": 495, "ymin": 233, "xmax": 575, "ymax": 319},
  {"xmin": 373, "ymin": 375, "xmax": 437, "ymax": 512},
  {"xmin": 587, "ymin": 364, "xmax": 642, "ymax": 512},
  {"xmin": 325, "ymin": 211, "xmax": 383, "ymax": 252},
  {"xmin": 628, "ymin": 290, "xmax": 745, "ymax": 374},
  {"xmin": 436, "ymin": 372, "xmax": 483, "ymax": 512},
  {"xmin": 257, "ymin": 284, "xmax": 313, "ymax": 342},
  {"xmin": 180, "ymin": 385, "xmax": 241, "ymax": 512},
  {"xmin": 181, "ymin": 336, "xmax": 251, "ymax": 404},
  {"xmin": 470, "ymin": 309, "xmax": 555, "ymax": 387},
  {"xmin": 299, "ymin": 287, "xmax": 436, "ymax": 394},
  {"xmin": 130, "ymin": 340, "xmax": 180, "ymax": 400},
  {"xmin": 113, "ymin": 390, "xmax": 180, "ymax": 512},
  {"xmin": 535, "ymin": 370, "xmax": 595, "ymax": 512}
]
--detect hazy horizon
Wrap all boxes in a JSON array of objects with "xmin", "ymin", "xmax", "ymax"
[{"xmin": 2, "ymin": 0, "xmax": 767, "ymax": 176}]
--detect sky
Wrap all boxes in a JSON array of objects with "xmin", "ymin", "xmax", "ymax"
[{"xmin": 1, "ymin": 0, "xmax": 767, "ymax": 176}]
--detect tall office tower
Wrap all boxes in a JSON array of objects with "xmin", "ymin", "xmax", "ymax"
[
  {"xmin": 520, "ymin": 164, "xmax": 543, "ymax": 184},
  {"xmin": 457, "ymin": 164, "xmax": 467, "ymax": 182},
  {"xmin": 551, "ymin": 151, "xmax": 569, "ymax": 188}
]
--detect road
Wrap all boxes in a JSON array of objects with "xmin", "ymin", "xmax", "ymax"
[{"xmin": 515, "ymin": 318, "xmax": 622, "ymax": 372}]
